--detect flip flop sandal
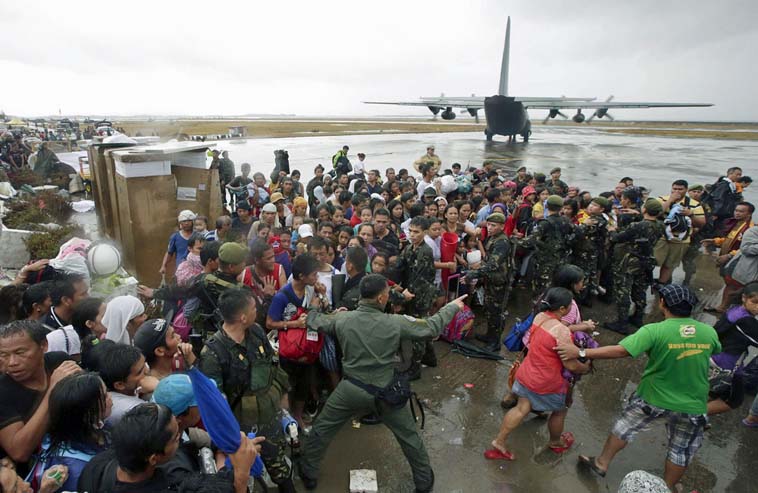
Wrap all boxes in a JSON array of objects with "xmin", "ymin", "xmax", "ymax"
[
  {"xmin": 741, "ymin": 418, "xmax": 758, "ymax": 428},
  {"xmin": 548, "ymin": 431, "xmax": 575, "ymax": 454},
  {"xmin": 578, "ymin": 455, "xmax": 606, "ymax": 478},
  {"xmin": 484, "ymin": 448, "xmax": 515, "ymax": 461}
]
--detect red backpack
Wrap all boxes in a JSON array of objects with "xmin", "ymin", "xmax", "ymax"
[{"xmin": 277, "ymin": 287, "xmax": 324, "ymax": 364}]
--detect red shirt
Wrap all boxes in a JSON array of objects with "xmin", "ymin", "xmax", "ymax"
[{"xmin": 516, "ymin": 313, "xmax": 572, "ymax": 395}]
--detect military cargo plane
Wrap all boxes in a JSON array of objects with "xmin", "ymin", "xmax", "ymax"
[{"xmin": 365, "ymin": 17, "xmax": 712, "ymax": 142}]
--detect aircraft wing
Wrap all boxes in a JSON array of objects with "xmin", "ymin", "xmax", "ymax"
[
  {"xmin": 525, "ymin": 101, "xmax": 713, "ymax": 110},
  {"xmin": 364, "ymin": 96, "xmax": 596, "ymax": 110}
]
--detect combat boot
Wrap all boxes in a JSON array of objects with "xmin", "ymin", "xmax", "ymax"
[
  {"xmin": 629, "ymin": 311, "xmax": 645, "ymax": 328},
  {"xmin": 296, "ymin": 462, "xmax": 318, "ymax": 490},
  {"xmin": 604, "ymin": 320, "xmax": 633, "ymax": 335},
  {"xmin": 421, "ymin": 341, "xmax": 438, "ymax": 367}
]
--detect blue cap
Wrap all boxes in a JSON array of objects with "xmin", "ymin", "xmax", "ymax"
[
  {"xmin": 657, "ymin": 284, "xmax": 698, "ymax": 308},
  {"xmin": 151, "ymin": 374, "xmax": 197, "ymax": 416}
]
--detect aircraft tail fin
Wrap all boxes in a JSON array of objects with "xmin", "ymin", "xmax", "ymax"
[{"xmin": 498, "ymin": 16, "xmax": 510, "ymax": 96}]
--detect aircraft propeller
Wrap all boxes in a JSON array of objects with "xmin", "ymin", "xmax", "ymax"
[
  {"xmin": 542, "ymin": 108, "xmax": 569, "ymax": 124},
  {"xmin": 587, "ymin": 95, "xmax": 615, "ymax": 123}
]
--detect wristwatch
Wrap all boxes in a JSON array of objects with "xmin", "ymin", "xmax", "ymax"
[{"xmin": 578, "ymin": 348, "xmax": 588, "ymax": 363}]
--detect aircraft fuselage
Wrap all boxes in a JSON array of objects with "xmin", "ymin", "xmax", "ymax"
[{"xmin": 483, "ymin": 95, "xmax": 531, "ymax": 141}]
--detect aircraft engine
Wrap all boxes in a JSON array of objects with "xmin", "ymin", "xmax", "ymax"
[
  {"xmin": 572, "ymin": 110, "xmax": 585, "ymax": 123},
  {"xmin": 441, "ymin": 107, "xmax": 456, "ymax": 120},
  {"xmin": 427, "ymin": 106, "xmax": 441, "ymax": 116}
]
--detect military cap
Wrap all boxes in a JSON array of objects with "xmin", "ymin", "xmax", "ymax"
[
  {"xmin": 689, "ymin": 184, "xmax": 704, "ymax": 192},
  {"xmin": 546, "ymin": 195, "xmax": 564, "ymax": 208},
  {"xmin": 486, "ymin": 212, "xmax": 506, "ymax": 224},
  {"xmin": 591, "ymin": 196, "xmax": 610, "ymax": 209},
  {"xmin": 219, "ymin": 242, "xmax": 248, "ymax": 264},
  {"xmin": 550, "ymin": 167, "xmax": 561, "ymax": 175},
  {"xmin": 643, "ymin": 198, "xmax": 663, "ymax": 216},
  {"xmin": 423, "ymin": 186, "xmax": 437, "ymax": 196}
]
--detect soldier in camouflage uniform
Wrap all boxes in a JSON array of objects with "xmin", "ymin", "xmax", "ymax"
[
  {"xmin": 520, "ymin": 195, "xmax": 578, "ymax": 292},
  {"xmin": 200, "ymin": 289, "xmax": 295, "ymax": 492},
  {"xmin": 573, "ymin": 196, "xmax": 611, "ymax": 304},
  {"xmin": 605, "ymin": 198, "xmax": 665, "ymax": 334},
  {"xmin": 139, "ymin": 242, "xmax": 247, "ymax": 342},
  {"xmin": 466, "ymin": 212, "xmax": 512, "ymax": 352},
  {"xmin": 391, "ymin": 216, "xmax": 437, "ymax": 378}
]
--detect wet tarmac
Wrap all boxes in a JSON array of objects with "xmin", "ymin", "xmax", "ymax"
[{"xmin": 211, "ymin": 127, "xmax": 758, "ymax": 492}]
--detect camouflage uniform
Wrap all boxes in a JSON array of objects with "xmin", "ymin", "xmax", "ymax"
[
  {"xmin": 573, "ymin": 213, "xmax": 609, "ymax": 295},
  {"xmin": 610, "ymin": 218, "xmax": 665, "ymax": 324},
  {"xmin": 466, "ymin": 231, "xmax": 512, "ymax": 342},
  {"xmin": 546, "ymin": 179, "xmax": 569, "ymax": 197},
  {"xmin": 200, "ymin": 323, "xmax": 293, "ymax": 487},
  {"xmin": 188, "ymin": 271, "xmax": 246, "ymax": 339},
  {"xmin": 521, "ymin": 214, "xmax": 577, "ymax": 291},
  {"xmin": 392, "ymin": 242, "xmax": 437, "ymax": 374}
]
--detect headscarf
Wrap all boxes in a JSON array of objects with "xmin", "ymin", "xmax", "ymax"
[{"xmin": 103, "ymin": 295, "xmax": 145, "ymax": 345}]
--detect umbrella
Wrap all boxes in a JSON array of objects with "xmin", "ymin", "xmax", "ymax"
[{"xmin": 187, "ymin": 367, "xmax": 264, "ymax": 476}]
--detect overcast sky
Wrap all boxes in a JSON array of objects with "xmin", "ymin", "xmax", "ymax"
[{"xmin": 2, "ymin": 0, "xmax": 756, "ymax": 121}]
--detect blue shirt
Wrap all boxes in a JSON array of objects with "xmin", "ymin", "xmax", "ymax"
[
  {"xmin": 268, "ymin": 284, "xmax": 306, "ymax": 322},
  {"xmin": 168, "ymin": 231, "xmax": 190, "ymax": 267},
  {"xmin": 475, "ymin": 205, "xmax": 492, "ymax": 226}
]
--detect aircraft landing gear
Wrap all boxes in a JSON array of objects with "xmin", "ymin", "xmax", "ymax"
[
  {"xmin": 521, "ymin": 121, "xmax": 531, "ymax": 142},
  {"xmin": 485, "ymin": 129, "xmax": 494, "ymax": 141}
]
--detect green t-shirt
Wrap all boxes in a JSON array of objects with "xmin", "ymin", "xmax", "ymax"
[{"xmin": 620, "ymin": 317, "xmax": 721, "ymax": 414}]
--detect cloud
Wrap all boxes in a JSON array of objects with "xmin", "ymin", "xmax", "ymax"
[{"xmin": 1, "ymin": 0, "xmax": 755, "ymax": 120}]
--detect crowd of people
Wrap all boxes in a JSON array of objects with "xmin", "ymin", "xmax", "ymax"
[{"xmin": 0, "ymin": 142, "xmax": 757, "ymax": 492}]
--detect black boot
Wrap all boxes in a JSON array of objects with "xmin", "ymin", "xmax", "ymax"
[
  {"xmin": 415, "ymin": 470, "xmax": 435, "ymax": 493},
  {"xmin": 629, "ymin": 311, "xmax": 645, "ymax": 328},
  {"xmin": 421, "ymin": 341, "xmax": 437, "ymax": 367},
  {"xmin": 296, "ymin": 462, "xmax": 318, "ymax": 490},
  {"xmin": 475, "ymin": 333, "xmax": 496, "ymax": 344},
  {"xmin": 359, "ymin": 414, "xmax": 382, "ymax": 425},
  {"xmin": 604, "ymin": 320, "xmax": 633, "ymax": 335},
  {"xmin": 277, "ymin": 478, "xmax": 297, "ymax": 493}
]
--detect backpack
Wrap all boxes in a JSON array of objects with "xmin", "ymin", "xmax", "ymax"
[
  {"xmin": 440, "ymin": 305, "xmax": 475, "ymax": 342},
  {"xmin": 276, "ymin": 288, "xmax": 324, "ymax": 364},
  {"xmin": 664, "ymin": 196, "xmax": 692, "ymax": 240},
  {"xmin": 27, "ymin": 439, "xmax": 96, "ymax": 492},
  {"xmin": 503, "ymin": 312, "xmax": 535, "ymax": 352}
]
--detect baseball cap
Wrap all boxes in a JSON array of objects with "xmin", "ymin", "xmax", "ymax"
[
  {"xmin": 178, "ymin": 210, "xmax": 196, "ymax": 222},
  {"xmin": 134, "ymin": 318, "xmax": 171, "ymax": 360},
  {"xmin": 657, "ymin": 284, "xmax": 698, "ymax": 309},
  {"xmin": 219, "ymin": 242, "xmax": 248, "ymax": 264},
  {"xmin": 521, "ymin": 186, "xmax": 537, "ymax": 197},
  {"xmin": 270, "ymin": 192, "xmax": 285, "ymax": 203},
  {"xmin": 298, "ymin": 224, "xmax": 313, "ymax": 238},
  {"xmin": 152, "ymin": 374, "xmax": 197, "ymax": 416},
  {"xmin": 261, "ymin": 203, "xmax": 277, "ymax": 213}
]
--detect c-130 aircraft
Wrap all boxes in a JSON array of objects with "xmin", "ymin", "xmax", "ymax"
[{"xmin": 365, "ymin": 17, "xmax": 712, "ymax": 142}]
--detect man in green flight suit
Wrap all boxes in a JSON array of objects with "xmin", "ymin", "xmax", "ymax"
[
  {"xmin": 200, "ymin": 288, "xmax": 295, "ymax": 492},
  {"xmin": 466, "ymin": 212, "xmax": 512, "ymax": 352},
  {"xmin": 298, "ymin": 274, "xmax": 466, "ymax": 492}
]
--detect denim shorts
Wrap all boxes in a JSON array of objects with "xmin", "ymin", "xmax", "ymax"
[{"xmin": 512, "ymin": 379, "xmax": 567, "ymax": 412}]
